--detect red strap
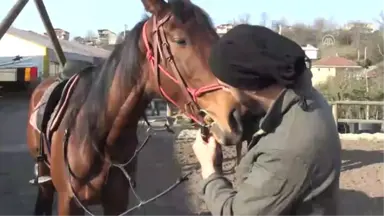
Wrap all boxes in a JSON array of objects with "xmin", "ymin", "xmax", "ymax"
[{"xmin": 142, "ymin": 21, "xmax": 223, "ymax": 123}]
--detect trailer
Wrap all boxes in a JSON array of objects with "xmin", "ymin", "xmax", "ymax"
[{"xmin": 0, "ymin": 66, "xmax": 38, "ymax": 83}]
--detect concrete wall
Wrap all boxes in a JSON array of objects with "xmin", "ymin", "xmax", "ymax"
[
  {"xmin": 0, "ymin": 34, "xmax": 45, "ymax": 57},
  {"xmin": 0, "ymin": 34, "xmax": 45, "ymax": 78},
  {"xmin": 311, "ymin": 67, "xmax": 337, "ymax": 85}
]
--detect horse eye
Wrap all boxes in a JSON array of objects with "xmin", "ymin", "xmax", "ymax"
[{"xmin": 174, "ymin": 39, "xmax": 187, "ymax": 46}]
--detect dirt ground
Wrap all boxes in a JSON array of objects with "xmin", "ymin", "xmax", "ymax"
[
  {"xmin": 0, "ymin": 91, "xmax": 382, "ymax": 215},
  {"xmin": 174, "ymin": 129, "xmax": 384, "ymax": 215}
]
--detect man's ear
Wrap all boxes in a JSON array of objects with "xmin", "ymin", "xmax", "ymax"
[{"xmin": 141, "ymin": 0, "xmax": 167, "ymax": 16}]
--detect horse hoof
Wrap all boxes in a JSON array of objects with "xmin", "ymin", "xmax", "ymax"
[{"xmin": 28, "ymin": 176, "xmax": 52, "ymax": 185}]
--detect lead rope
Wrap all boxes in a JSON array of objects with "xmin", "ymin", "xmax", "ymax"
[{"xmin": 63, "ymin": 119, "xmax": 193, "ymax": 216}]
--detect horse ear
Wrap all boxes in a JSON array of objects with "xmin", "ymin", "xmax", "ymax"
[{"xmin": 141, "ymin": 0, "xmax": 167, "ymax": 16}]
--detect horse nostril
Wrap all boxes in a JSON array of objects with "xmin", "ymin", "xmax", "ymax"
[
  {"xmin": 199, "ymin": 110, "xmax": 214, "ymax": 124},
  {"xmin": 229, "ymin": 108, "xmax": 243, "ymax": 134}
]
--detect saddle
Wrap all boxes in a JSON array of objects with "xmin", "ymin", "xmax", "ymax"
[
  {"xmin": 57, "ymin": 60, "xmax": 93, "ymax": 81},
  {"xmin": 35, "ymin": 60, "xmax": 94, "ymax": 152}
]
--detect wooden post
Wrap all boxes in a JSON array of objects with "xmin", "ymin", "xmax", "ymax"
[
  {"xmin": 332, "ymin": 104, "xmax": 338, "ymax": 125},
  {"xmin": 166, "ymin": 103, "xmax": 173, "ymax": 126}
]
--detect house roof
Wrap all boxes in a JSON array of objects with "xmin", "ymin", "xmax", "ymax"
[
  {"xmin": 312, "ymin": 56, "xmax": 360, "ymax": 68},
  {"xmin": 7, "ymin": 27, "xmax": 111, "ymax": 58}
]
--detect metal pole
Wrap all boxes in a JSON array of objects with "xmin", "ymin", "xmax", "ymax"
[
  {"xmin": 33, "ymin": 0, "xmax": 66, "ymax": 67},
  {"xmin": 0, "ymin": 0, "xmax": 29, "ymax": 41}
]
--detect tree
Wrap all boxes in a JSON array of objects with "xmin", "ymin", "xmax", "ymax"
[
  {"xmin": 84, "ymin": 30, "xmax": 97, "ymax": 41},
  {"xmin": 337, "ymin": 30, "xmax": 354, "ymax": 46},
  {"xmin": 375, "ymin": 11, "xmax": 384, "ymax": 32},
  {"xmin": 282, "ymin": 23, "xmax": 316, "ymax": 45},
  {"xmin": 232, "ymin": 13, "xmax": 251, "ymax": 25},
  {"xmin": 271, "ymin": 17, "xmax": 288, "ymax": 34},
  {"xmin": 259, "ymin": 12, "xmax": 268, "ymax": 27},
  {"xmin": 72, "ymin": 36, "xmax": 86, "ymax": 44},
  {"xmin": 346, "ymin": 21, "xmax": 373, "ymax": 49},
  {"xmin": 311, "ymin": 18, "xmax": 337, "ymax": 44}
]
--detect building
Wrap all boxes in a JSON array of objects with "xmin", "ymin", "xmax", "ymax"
[
  {"xmin": 0, "ymin": 27, "xmax": 111, "ymax": 80},
  {"xmin": 310, "ymin": 56, "xmax": 362, "ymax": 85},
  {"xmin": 44, "ymin": 28, "xmax": 70, "ymax": 41},
  {"xmin": 301, "ymin": 44, "xmax": 319, "ymax": 60},
  {"xmin": 97, "ymin": 29, "xmax": 117, "ymax": 45},
  {"xmin": 215, "ymin": 24, "xmax": 234, "ymax": 37}
]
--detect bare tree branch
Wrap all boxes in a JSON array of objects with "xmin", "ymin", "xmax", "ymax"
[
  {"xmin": 232, "ymin": 13, "xmax": 251, "ymax": 25},
  {"xmin": 377, "ymin": 44, "xmax": 384, "ymax": 57}
]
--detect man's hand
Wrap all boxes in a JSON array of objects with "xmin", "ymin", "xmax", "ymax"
[{"xmin": 193, "ymin": 130, "xmax": 220, "ymax": 179}]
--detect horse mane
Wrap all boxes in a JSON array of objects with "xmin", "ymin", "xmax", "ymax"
[
  {"xmin": 62, "ymin": 0, "xmax": 215, "ymax": 151},
  {"xmin": 63, "ymin": 18, "xmax": 147, "ymax": 148}
]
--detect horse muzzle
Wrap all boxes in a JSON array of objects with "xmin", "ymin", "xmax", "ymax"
[{"xmin": 198, "ymin": 109, "xmax": 243, "ymax": 146}]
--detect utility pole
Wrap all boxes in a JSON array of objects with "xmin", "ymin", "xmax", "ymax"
[
  {"xmin": 124, "ymin": 24, "xmax": 128, "ymax": 37},
  {"xmin": 364, "ymin": 46, "xmax": 367, "ymax": 60}
]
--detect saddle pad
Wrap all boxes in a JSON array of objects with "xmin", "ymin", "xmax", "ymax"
[
  {"xmin": 29, "ymin": 75, "xmax": 79, "ymax": 154},
  {"xmin": 29, "ymin": 81, "xmax": 62, "ymax": 133},
  {"xmin": 47, "ymin": 74, "xmax": 80, "ymax": 145}
]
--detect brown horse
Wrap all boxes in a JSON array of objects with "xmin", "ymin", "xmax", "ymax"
[{"xmin": 26, "ymin": 0, "xmax": 244, "ymax": 215}]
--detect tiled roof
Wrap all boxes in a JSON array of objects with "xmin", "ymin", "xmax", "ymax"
[
  {"xmin": 7, "ymin": 27, "xmax": 111, "ymax": 58},
  {"xmin": 312, "ymin": 56, "xmax": 360, "ymax": 67}
]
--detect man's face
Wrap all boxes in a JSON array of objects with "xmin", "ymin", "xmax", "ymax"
[{"xmin": 218, "ymin": 80, "xmax": 265, "ymax": 116}]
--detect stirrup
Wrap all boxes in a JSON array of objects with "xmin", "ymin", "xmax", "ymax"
[
  {"xmin": 28, "ymin": 163, "xmax": 52, "ymax": 185},
  {"xmin": 29, "ymin": 176, "xmax": 52, "ymax": 185}
]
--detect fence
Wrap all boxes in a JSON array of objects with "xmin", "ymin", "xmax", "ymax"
[
  {"xmin": 151, "ymin": 99, "xmax": 384, "ymax": 127},
  {"xmin": 329, "ymin": 101, "xmax": 384, "ymax": 125}
]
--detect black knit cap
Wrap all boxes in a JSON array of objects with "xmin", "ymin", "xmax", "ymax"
[{"xmin": 209, "ymin": 24, "xmax": 307, "ymax": 90}]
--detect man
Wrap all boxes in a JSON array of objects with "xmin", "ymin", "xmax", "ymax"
[{"xmin": 192, "ymin": 24, "xmax": 341, "ymax": 215}]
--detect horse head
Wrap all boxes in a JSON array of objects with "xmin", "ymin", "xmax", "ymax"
[{"xmin": 140, "ymin": 0, "xmax": 243, "ymax": 145}]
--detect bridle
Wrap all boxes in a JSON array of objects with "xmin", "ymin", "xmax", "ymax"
[{"xmin": 142, "ymin": 13, "xmax": 223, "ymax": 128}]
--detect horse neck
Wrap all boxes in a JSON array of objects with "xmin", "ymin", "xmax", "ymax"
[{"xmin": 104, "ymin": 73, "xmax": 150, "ymax": 146}]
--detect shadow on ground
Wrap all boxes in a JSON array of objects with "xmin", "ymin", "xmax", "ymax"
[
  {"xmin": 0, "ymin": 151, "xmax": 36, "ymax": 215},
  {"xmin": 339, "ymin": 189, "xmax": 383, "ymax": 215},
  {"xmin": 341, "ymin": 148, "xmax": 384, "ymax": 172}
]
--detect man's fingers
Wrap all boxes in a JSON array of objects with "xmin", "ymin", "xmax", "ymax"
[
  {"xmin": 207, "ymin": 136, "xmax": 218, "ymax": 148},
  {"xmin": 196, "ymin": 130, "xmax": 206, "ymax": 140}
]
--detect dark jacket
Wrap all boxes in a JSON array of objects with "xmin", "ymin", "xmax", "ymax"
[{"xmin": 199, "ymin": 87, "xmax": 342, "ymax": 215}]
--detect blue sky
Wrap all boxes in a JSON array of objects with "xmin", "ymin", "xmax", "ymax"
[{"xmin": 1, "ymin": 0, "xmax": 382, "ymax": 38}]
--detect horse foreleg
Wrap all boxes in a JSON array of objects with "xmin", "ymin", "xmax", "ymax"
[
  {"xmin": 33, "ymin": 171, "xmax": 55, "ymax": 215},
  {"xmin": 101, "ymin": 158, "xmax": 137, "ymax": 215},
  {"xmin": 57, "ymin": 191, "xmax": 84, "ymax": 216}
]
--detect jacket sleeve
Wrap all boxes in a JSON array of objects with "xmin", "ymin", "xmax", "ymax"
[{"xmin": 199, "ymin": 150, "xmax": 309, "ymax": 216}]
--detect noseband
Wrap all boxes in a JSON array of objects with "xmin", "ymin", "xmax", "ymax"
[{"xmin": 142, "ymin": 14, "xmax": 222, "ymax": 127}]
